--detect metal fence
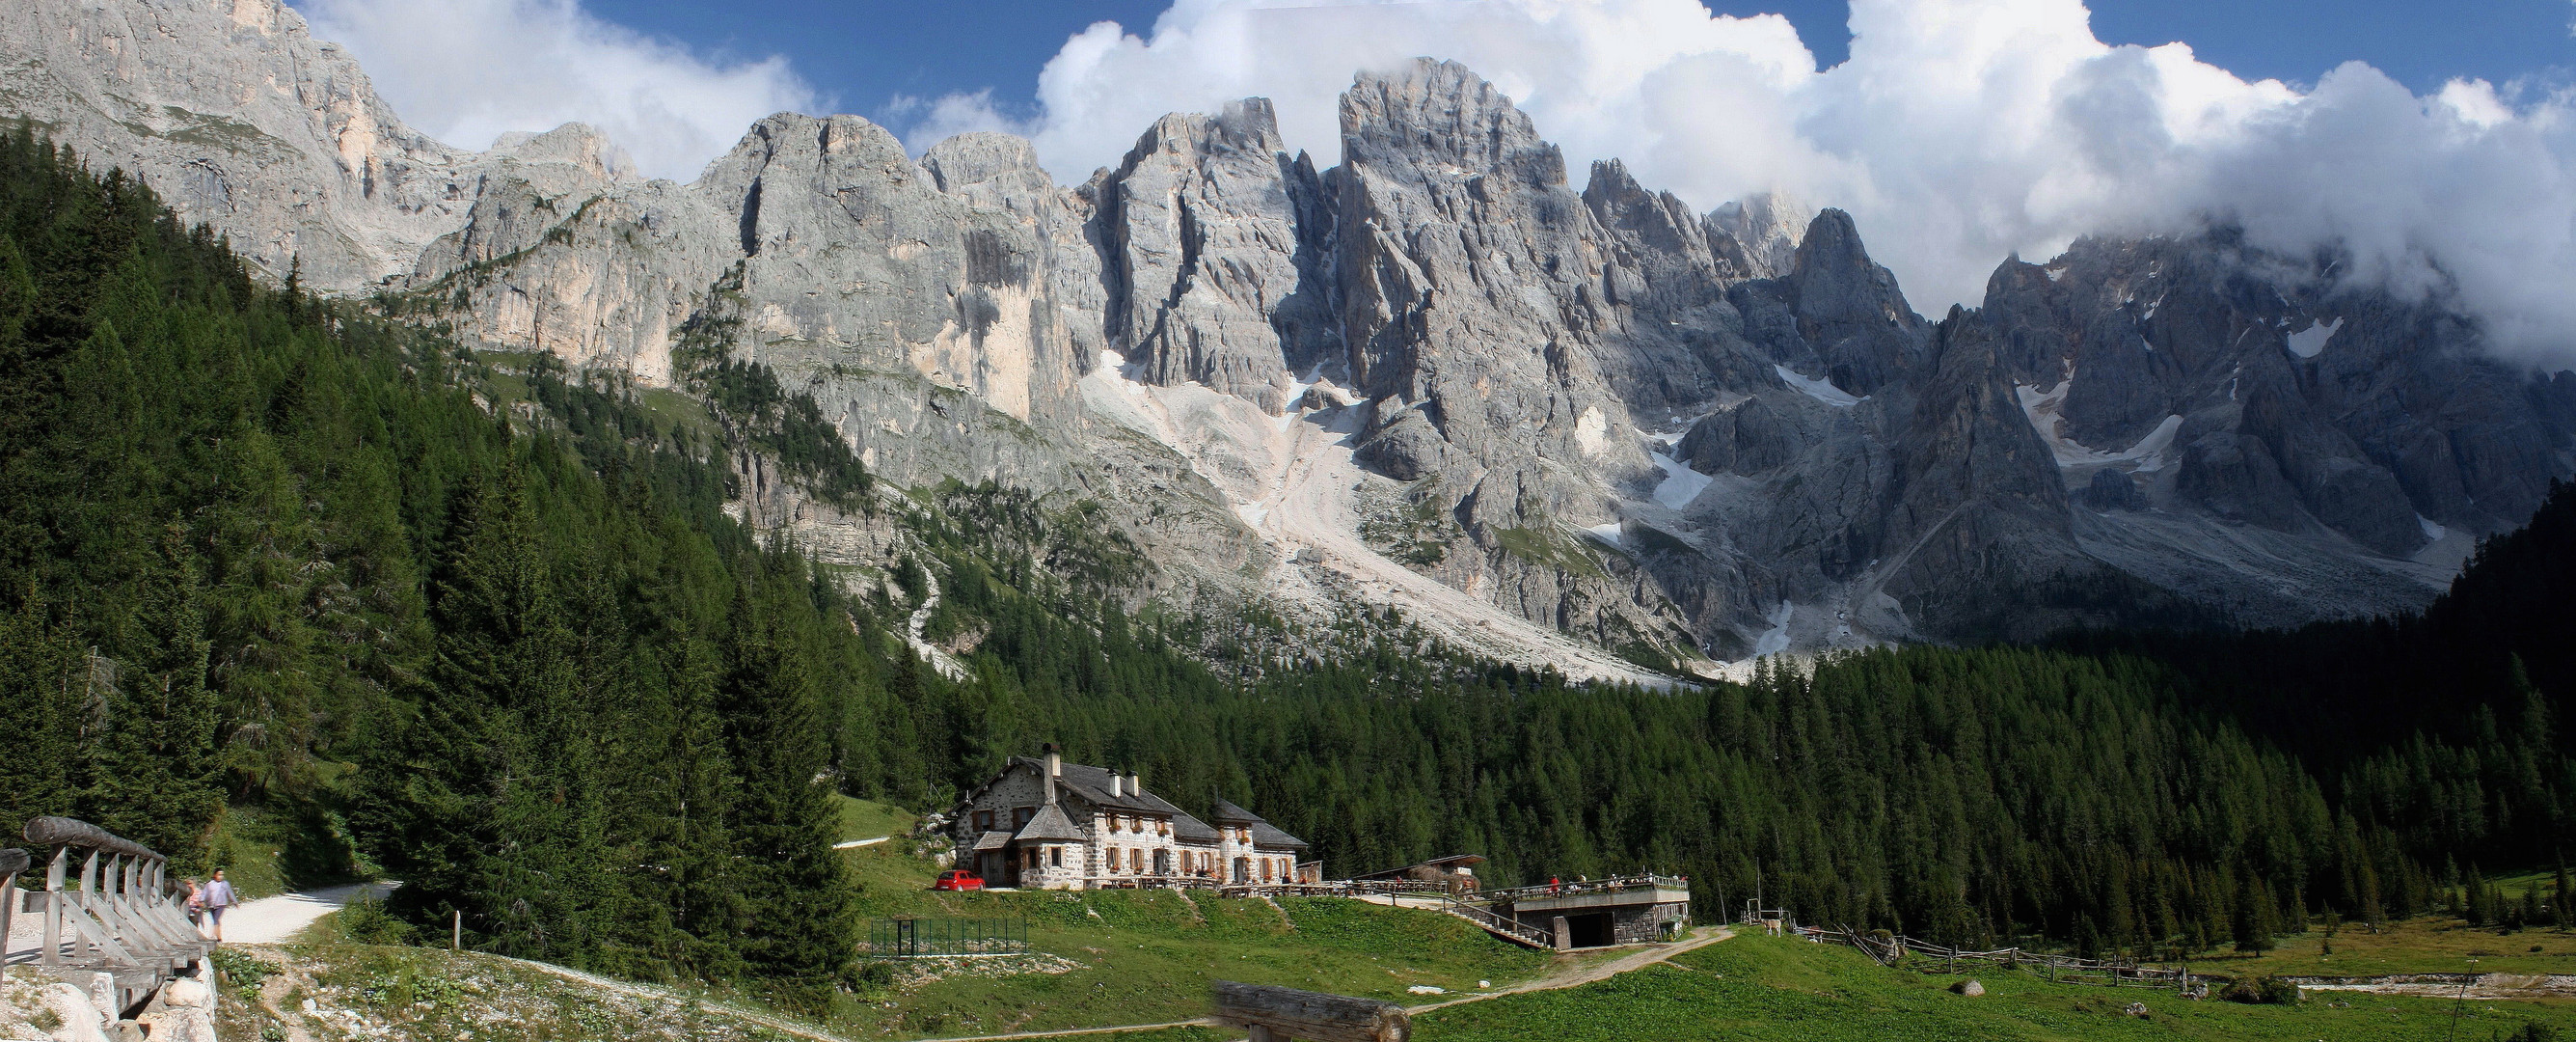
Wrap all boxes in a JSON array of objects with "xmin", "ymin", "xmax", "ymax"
[{"xmin": 866, "ymin": 916, "xmax": 1030, "ymax": 958}]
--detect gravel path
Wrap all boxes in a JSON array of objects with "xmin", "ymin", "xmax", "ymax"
[
  {"xmin": 220, "ymin": 881, "xmax": 400, "ymax": 944},
  {"xmin": 1405, "ymin": 925, "xmax": 1735, "ymax": 1012}
]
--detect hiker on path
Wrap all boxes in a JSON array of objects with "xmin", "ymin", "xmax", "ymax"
[
  {"xmin": 181, "ymin": 876, "xmax": 204, "ymax": 929},
  {"xmin": 200, "ymin": 870, "xmax": 235, "ymax": 942}
]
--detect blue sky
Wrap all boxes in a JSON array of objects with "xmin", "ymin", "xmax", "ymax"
[{"xmin": 572, "ymin": 0, "xmax": 2573, "ymax": 127}]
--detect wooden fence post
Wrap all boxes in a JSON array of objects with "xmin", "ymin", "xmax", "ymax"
[
  {"xmin": 43, "ymin": 846, "xmax": 66, "ymax": 966},
  {"xmin": 0, "ymin": 847, "xmax": 24, "ymax": 959}
]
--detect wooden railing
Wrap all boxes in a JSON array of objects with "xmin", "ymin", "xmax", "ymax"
[
  {"xmin": 1801, "ymin": 926, "xmax": 2201, "ymax": 990},
  {"xmin": 1432, "ymin": 893, "xmax": 1556, "ymax": 948},
  {"xmin": 9, "ymin": 816, "xmax": 210, "ymax": 1015},
  {"xmin": 1476, "ymin": 874, "xmax": 1686, "ymax": 905}
]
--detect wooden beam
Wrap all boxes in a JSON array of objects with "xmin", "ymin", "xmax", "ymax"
[{"xmin": 1210, "ymin": 981, "xmax": 1409, "ymax": 1042}]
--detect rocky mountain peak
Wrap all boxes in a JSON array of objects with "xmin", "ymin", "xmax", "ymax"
[
  {"xmin": 1341, "ymin": 59, "xmax": 1563, "ymax": 188},
  {"xmin": 919, "ymin": 131, "xmax": 1049, "ymax": 196},
  {"xmin": 486, "ymin": 123, "xmax": 637, "ymax": 184},
  {"xmin": 1709, "ymin": 192, "xmax": 1810, "ymax": 280},
  {"xmin": 1780, "ymin": 208, "xmax": 1926, "ymax": 396},
  {"xmin": 1582, "ymin": 159, "xmax": 1714, "ymax": 261},
  {"xmin": 1093, "ymin": 96, "xmax": 1334, "ymax": 410},
  {"xmin": 8, "ymin": 0, "xmax": 490, "ymax": 289}
]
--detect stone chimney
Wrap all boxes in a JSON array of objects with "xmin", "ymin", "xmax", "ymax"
[
  {"xmin": 1042, "ymin": 743, "xmax": 1061, "ymax": 805},
  {"xmin": 1127, "ymin": 771, "xmax": 1142, "ymax": 796},
  {"xmin": 1110, "ymin": 773, "xmax": 1124, "ymax": 798}
]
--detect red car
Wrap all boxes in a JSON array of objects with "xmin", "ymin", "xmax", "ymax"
[{"xmin": 933, "ymin": 869, "xmax": 984, "ymax": 891}]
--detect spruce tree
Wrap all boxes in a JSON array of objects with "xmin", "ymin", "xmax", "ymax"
[
  {"xmin": 719, "ymin": 577, "xmax": 856, "ymax": 1007},
  {"xmin": 2554, "ymin": 865, "xmax": 2570, "ymax": 929}
]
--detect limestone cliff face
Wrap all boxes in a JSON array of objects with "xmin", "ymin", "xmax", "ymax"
[
  {"xmin": 1331, "ymin": 60, "xmax": 1644, "ymax": 493},
  {"xmin": 18, "ymin": 4, "xmax": 2576, "ymax": 665},
  {"xmin": 0, "ymin": 0, "xmax": 544, "ymax": 290},
  {"xmin": 1092, "ymin": 99, "xmax": 1336, "ymax": 412}
]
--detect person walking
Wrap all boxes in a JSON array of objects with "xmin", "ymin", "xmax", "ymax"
[
  {"xmin": 182, "ymin": 876, "xmax": 204, "ymax": 932},
  {"xmin": 200, "ymin": 869, "xmax": 236, "ymax": 943}
]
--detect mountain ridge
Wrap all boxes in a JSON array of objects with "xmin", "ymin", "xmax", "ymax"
[{"xmin": 9, "ymin": 2, "xmax": 2570, "ymax": 675}]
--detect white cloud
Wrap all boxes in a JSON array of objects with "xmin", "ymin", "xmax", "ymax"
[
  {"xmin": 295, "ymin": 0, "xmax": 817, "ymax": 182},
  {"xmin": 898, "ymin": 0, "xmax": 2576, "ymax": 366},
  {"xmin": 883, "ymin": 89, "xmax": 1036, "ymax": 147}
]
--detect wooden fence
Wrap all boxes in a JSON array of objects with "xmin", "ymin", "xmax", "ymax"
[
  {"xmin": 9, "ymin": 816, "xmax": 211, "ymax": 1016},
  {"xmin": 1800, "ymin": 926, "xmax": 2205, "ymax": 991}
]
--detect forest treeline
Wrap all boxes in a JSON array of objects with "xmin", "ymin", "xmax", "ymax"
[{"xmin": 1, "ymin": 127, "xmax": 2570, "ymax": 1001}]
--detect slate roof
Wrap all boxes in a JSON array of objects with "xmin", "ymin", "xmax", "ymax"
[
  {"xmin": 1212, "ymin": 798, "xmax": 1309, "ymax": 850},
  {"xmin": 1014, "ymin": 803, "xmax": 1086, "ymax": 842},
  {"xmin": 1008, "ymin": 756, "xmax": 1186, "ymax": 816},
  {"xmin": 959, "ymin": 755, "xmax": 1293, "ymax": 849},
  {"xmin": 1170, "ymin": 812, "xmax": 1221, "ymax": 843}
]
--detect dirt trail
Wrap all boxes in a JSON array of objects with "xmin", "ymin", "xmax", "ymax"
[
  {"xmin": 1404, "ymin": 926, "xmax": 1735, "ymax": 1013},
  {"xmin": 218, "ymin": 882, "xmax": 400, "ymax": 944}
]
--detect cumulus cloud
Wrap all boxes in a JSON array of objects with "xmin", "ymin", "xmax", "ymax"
[
  {"xmin": 901, "ymin": 0, "xmax": 2576, "ymax": 366},
  {"xmin": 296, "ymin": 0, "xmax": 817, "ymax": 182}
]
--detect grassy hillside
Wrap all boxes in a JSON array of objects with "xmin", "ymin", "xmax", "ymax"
[
  {"xmin": 833, "ymin": 795, "xmax": 912, "ymax": 844},
  {"xmin": 208, "ymin": 838, "xmax": 1559, "ymax": 1041},
  {"xmin": 830, "ymin": 839, "xmax": 1554, "ymax": 1037},
  {"xmin": 2216, "ymin": 912, "xmax": 2576, "ymax": 980},
  {"xmin": 1414, "ymin": 932, "xmax": 2576, "ymax": 1042}
]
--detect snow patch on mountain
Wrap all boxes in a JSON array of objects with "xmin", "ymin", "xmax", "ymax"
[
  {"xmin": 1776, "ymin": 364, "xmax": 1862, "ymax": 407},
  {"xmin": 2016, "ymin": 373, "xmax": 2184, "ymax": 472},
  {"xmin": 2287, "ymin": 317, "xmax": 2344, "ymax": 359}
]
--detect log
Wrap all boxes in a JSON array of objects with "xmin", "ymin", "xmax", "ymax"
[
  {"xmin": 1211, "ymin": 981, "xmax": 1410, "ymax": 1042},
  {"xmin": 0, "ymin": 848, "xmax": 27, "ymax": 875},
  {"xmin": 21, "ymin": 817, "xmax": 158, "ymax": 861}
]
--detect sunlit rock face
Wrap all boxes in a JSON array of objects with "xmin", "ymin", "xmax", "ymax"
[{"xmin": 15, "ymin": 6, "xmax": 2573, "ymax": 669}]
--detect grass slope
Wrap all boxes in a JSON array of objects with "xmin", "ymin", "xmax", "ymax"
[
  {"xmin": 837, "ymin": 841, "xmax": 1551, "ymax": 1037},
  {"xmin": 1414, "ymin": 933, "xmax": 2576, "ymax": 1042},
  {"xmin": 835, "ymin": 795, "xmax": 913, "ymax": 844},
  {"xmin": 2222, "ymin": 914, "xmax": 2576, "ymax": 979},
  {"xmin": 224, "ymin": 840, "xmax": 1550, "ymax": 1041}
]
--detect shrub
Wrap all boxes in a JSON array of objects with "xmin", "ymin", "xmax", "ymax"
[
  {"xmin": 2218, "ymin": 973, "xmax": 2300, "ymax": 1004},
  {"xmin": 337, "ymin": 897, "xmax": 418, "ymax": 946}
]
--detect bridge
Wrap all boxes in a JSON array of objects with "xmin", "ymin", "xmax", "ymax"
[{"xmin": 4, "ymin": 816, "xmax": 211, "ymax": 1019}]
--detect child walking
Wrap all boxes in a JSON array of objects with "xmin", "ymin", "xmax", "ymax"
[{"xmin": 200, "ymin": 869, "xmax": 235, "ymax": 942}]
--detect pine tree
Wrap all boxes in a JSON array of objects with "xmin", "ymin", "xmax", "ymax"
[
  {"xmin": 719, "ymin": 576, "xmax": 856, "ymax": 1007},
  {"xmin": 2554, "ymin": 865, "xmax": 2570, "ymax": 929},
  {"xmin": 2234, "ymin": 876, "xmax": 2278, "ymax": 953}
]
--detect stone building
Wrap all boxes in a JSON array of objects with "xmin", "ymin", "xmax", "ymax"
[
  {"xmin": 1492, "ymin": 877, "xmax": 1694, "ymax": 947},
  {"xmin": 951, "ymin": 745, "xmax": 1314, "ymax": 890}
]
